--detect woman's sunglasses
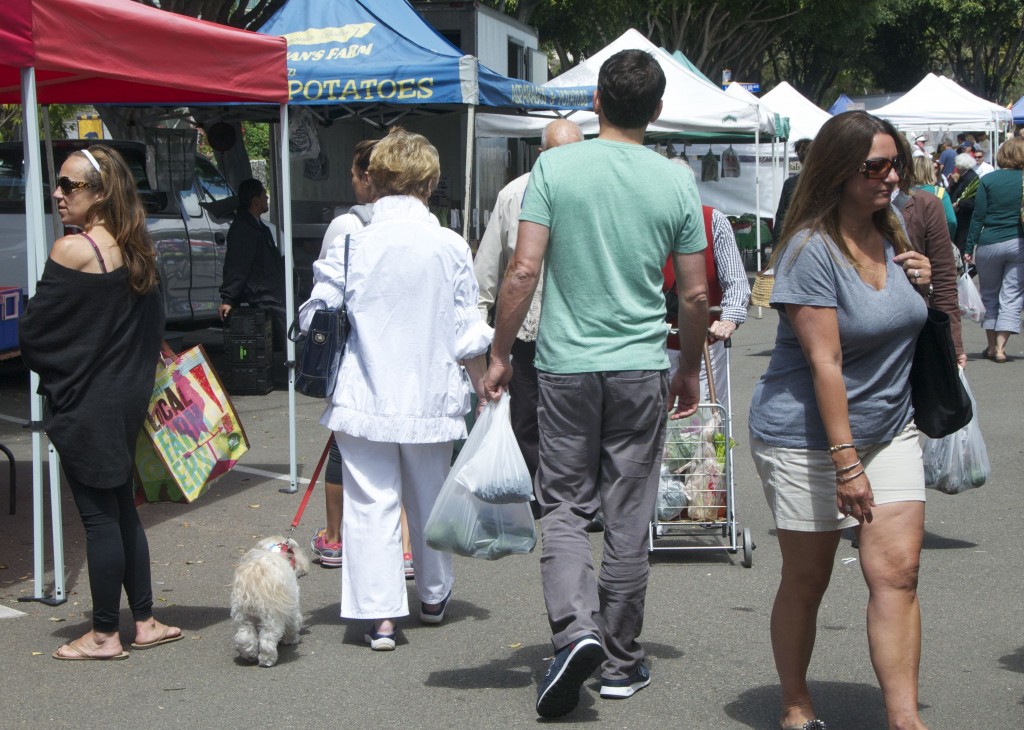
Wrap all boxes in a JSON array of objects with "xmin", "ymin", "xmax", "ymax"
[
  {"xmin": 857, "ymin": 156, "xmax": 904, "ymax": 180},
  {"xmin": 56, "ymin": 176, "xmax": 96, "ymax": 195}
]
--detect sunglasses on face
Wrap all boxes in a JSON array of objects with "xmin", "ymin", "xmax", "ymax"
[
  {"xmin": 857, "ymin": 156, "xmax": 903, "ymax": 180},
  {"xmin": 56, "ymin": 176, "xmax": 95, "ymax": 195}
]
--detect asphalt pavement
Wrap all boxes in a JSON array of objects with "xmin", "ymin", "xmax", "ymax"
[{"xmin": 0, "ymin": 308, "xmax": 1022, "ymax": 730}]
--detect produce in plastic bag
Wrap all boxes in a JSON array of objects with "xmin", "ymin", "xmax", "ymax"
[
  {"xmin": 922, "ymin": 370, "xmax": 989, "ymax": 494},
  {"xmin": 657, "ymin": 468, "xmax": 689, "ymax": 521},
  {"xmin": 684, "ymin": 440, "xmax": 724, "ymax": 520},
  {"xmin": 425, "ymin": 393, "xmax": 536, "ymax": 560},
  {"xmin": 957, "ymin": 273, "xmax": 985, "ymax": 323},
  {"xmin": 662, "ymin": 415, "xmax": 703, "ymax": 472},
  {"xmin": 453, "ymin": 393, "xmax": 532, "ymax": 504}
]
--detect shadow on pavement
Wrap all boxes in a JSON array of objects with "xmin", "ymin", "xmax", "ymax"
[
  {"xmin": 724, "ymin": 680, "xmax": 894, "ymax": 729},
  {"xmin": 999, "ymin": 645, "xmax": 1024, "ymax": 674},
  {"xmin": 920, "ymin": 530, "xmax": 977, "ymax": 550}
]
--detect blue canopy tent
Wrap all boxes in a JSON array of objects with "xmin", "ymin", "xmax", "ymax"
[
  {"xmin": 828, "ymin": 93, "xmax": 854, "ymax": 115},
  {"xmin": 261, "ymin": 0, "xmax": 591, "ymax": 111},
  {"xmin": 1013, "ymin": 94, "xmax": 1024, "ymax": 125},
  {"xmin": 260, "ymin": 0, "xmax": 592, "ymax": 491}
]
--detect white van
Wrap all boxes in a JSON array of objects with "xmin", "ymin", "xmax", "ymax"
[{"xmin": 0, "ymin": 139, "xmax": 236, "ymax": 325}]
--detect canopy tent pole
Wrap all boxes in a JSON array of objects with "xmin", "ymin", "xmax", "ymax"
[
  {"xmin": 755, "ymin": 125, "xmax": 762, "ymax": 273},
  {"xmin": 463, "ymin": 105, "xmax": 476, "ymax": 242},
  {"xmin": 279, "ymin": 103, "xmax": 298, "ymax": 494},
  {"xmin": 18, "ymin": 67, "xmax": 66, "ymax": 606}
]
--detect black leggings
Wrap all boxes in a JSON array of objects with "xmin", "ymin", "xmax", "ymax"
[
  {"xmin": 326, "ymin": 434, "xmax": 343, "ymax": 484},
  {"xmin": 68, "ymin": 477, "xmax": 154, "ymax": 632}
]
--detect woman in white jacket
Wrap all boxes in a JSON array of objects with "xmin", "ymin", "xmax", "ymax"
[{"xmin": 300, "ymin": 128, "xmax": 491, "ymax": 650}]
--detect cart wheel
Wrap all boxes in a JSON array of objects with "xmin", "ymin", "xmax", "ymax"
[{"xmin": 742, "ymin": 527, "xmax": 755, "ymax": 568}]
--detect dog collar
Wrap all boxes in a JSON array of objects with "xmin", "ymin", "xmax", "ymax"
[{"xmin": 266, "ymin": 541, "xmax": 296, "ymax": 569}]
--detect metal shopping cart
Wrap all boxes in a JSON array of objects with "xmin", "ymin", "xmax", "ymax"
[{"xmin": 649, "ymin": 340, "xmax": 754, "ymax": 567}]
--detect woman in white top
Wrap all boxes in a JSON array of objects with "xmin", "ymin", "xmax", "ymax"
[
  {"xmin": 300, "ymin": 128, "xmax": 491, "ymax": 650},
  {"xmin": 309, "ymin": 139, "xmax": 377, "ymax": 570}
]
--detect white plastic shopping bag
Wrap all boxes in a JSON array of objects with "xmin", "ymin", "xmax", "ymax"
[
  {"xmin": 425, "ymin": 393, "xmax": 536, "ymax": 560},
  {"xmin": 923, "ymin": 369, "xmax": 989, "ymax": 494},
  {"xmin": 957, "ymin": 273, "xmax": 985, "ymax": 324},
  {"xmin": 453, "ymin": 393, "xmax": 532, "ymax": 504}
]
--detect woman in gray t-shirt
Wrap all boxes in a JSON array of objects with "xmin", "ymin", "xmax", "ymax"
[{"xmin": 749, "ymin": 111, "xmax": 933, "ymax": 730}]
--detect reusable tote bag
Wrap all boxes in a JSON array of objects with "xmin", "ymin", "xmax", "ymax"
[{"xmin": 134, "ymin": 344, "xmax": 249, "ymax": 502}]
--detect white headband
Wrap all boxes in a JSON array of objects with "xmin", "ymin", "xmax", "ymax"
[{"xmin": 81, "ymin": 149, "xmax": 101, "ymax": 172}]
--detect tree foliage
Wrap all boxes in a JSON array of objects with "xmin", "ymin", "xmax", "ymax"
[
  {"xmin": 765, "ymin": 1, "xmax": 882, "ymax": 104},
  {"xmin": 640, "ymin": 0, "xmax": 798, "ymax": 83},
  {"xmin": 139, "ymin": 0, "xmax": 286, "ymax": 31},
  {"xmin": 0, "ymin": 104, "xmax": 85, "ymax": 143},
  {"xmin": 867, "ymin": 0, "xmax": 1024, "ymax": 102},
  {"xmin": 146, "ymin": 0, "xmax": 1024, "ymax": 110}
]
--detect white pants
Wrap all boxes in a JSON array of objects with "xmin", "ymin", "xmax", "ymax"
[
  {"xmin": 334, "ymin": 432, "xmax": 455, "ymax": 620},
  {"xmin": 668, "ymin": 339, "xmax": 731, "ymax": 413}
]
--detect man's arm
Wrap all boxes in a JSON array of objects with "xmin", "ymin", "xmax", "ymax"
[
  {"xmin": 482, "ymin": 220, "xmax": 549, "ymax": 399},
  {"xmin": 709, "ymin": 210, "xmax": 750, "ymax": 339},
  {"xmin": 473, "ymin": 198, "xmax": 510, "ymax": 322},
  {"xmin": 668, "ymin": 250, "xmax": 708, "ymax": 418}
]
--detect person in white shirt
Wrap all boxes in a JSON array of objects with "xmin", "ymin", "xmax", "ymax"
[
  {"xmin": 307, "ymin": 141, "xmax": 418, "ymax": 580},
  {"xmin": 474, "ymin": 119, "xmax": 583, "ymax": 481},
  {"xmin": 300, "ymin": 128, "xmax": 491, "ymax": 651},
  {"xmin": 973, "ymin": 144, "xmax": 995, "ymax": 177},
  {"xmin": 912, "ymin": 134, "xmax": 928, "ymax": 159}
]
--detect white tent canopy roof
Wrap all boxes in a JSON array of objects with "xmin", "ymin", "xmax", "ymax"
[
  {"xmin": 873, "ymin": 73, "xmax": 1012, "ymax": 129},
  {"xmin": 760, "ymin": 81, "xmax": 831, "ymax": 141},
  {"xmin": 477, "ymin": 28, "xmax": 775, "ymax": 139}
]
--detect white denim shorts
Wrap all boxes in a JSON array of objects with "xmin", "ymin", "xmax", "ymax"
[{"xmin": 749, "ymin": 424, "xmax": 925, "ymax": 532}]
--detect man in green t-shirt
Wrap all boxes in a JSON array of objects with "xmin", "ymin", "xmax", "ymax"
[{"xmin": 482, "ymin": 49, "xmax": 708, "ymax": 719}]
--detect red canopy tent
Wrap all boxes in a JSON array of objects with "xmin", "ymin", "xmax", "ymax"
[
  {"xmin": 1, "ymin": 0, "xmax": 288, "ymax": 606},
  {"xmin": 0, "ymin": 0, "xmax": 286, "ymax": 104}
]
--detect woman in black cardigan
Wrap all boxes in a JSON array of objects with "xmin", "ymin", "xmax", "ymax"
[{"xmin": 20, "ymin": 145, "xmax": 182, "ymax": 660}]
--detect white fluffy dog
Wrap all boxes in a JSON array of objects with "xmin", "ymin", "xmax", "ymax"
[{"xmin": 230, "ymin": 536, "xmax": 310, "ymax": 667}]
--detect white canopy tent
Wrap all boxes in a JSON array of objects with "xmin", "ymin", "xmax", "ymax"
[
  {"xmin": 760, "ymin": 81, "xmax": 831, "ymax": 145},
  {"xmin": 476, "ymin": 29, "xmax": 775, "ymax": 140},
  {"xmin": 873, "ymin": 73, "xmax": 1012, "ymax": 154}
]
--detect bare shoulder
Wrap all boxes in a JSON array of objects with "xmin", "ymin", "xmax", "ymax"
[{"xmin": 49, "ymin": 234, "xmax": 96, "ymax": 271}]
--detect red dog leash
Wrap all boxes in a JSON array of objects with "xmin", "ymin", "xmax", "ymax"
[{"xmin": 288, "ymin": 436, "xmax": 334, "ymax": 532}]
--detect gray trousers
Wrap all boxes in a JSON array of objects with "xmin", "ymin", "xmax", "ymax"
[
  {"xmin": 975, "ymin": 237, "xmax": 1024, "ymax": 334},
  {"xmin": 535, "ymin": 369, "xmax": 668, "ymax": 680}
]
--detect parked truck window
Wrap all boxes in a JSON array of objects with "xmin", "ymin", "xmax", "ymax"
[{"xmin": 0, "ymin": 140, "xmax": 235, "ymax": 331}]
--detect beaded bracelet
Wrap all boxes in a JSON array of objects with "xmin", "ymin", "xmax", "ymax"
[
  {"xmin": 835, "ymin": 460, "xmax": 862, "ymax": 475},
  {"xmin": 828, "ymin": 443, "xmax": 855, "ymax": 455},
  {"xmin": 836, "ymin": 469, "xmax": 865, "ymax": 483}
]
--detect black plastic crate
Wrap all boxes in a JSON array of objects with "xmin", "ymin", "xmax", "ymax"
[
  {"xmin": 223, "ymin": 336, "xmax": 272, "ymax": 366},
  {"xmin": 221, "ymin": 365, "xmax": 273, "ymax": 396},
  {"xmin": 224, "ymin": 308, "xmax": 272, "ymax": 339}
]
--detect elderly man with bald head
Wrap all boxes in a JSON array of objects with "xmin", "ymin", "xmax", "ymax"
[{"xmin": 474, "ymin": 118, "xmax": 584, "ymax": 481}]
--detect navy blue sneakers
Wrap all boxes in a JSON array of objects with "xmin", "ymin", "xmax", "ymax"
[
  {"xmin": 535, "ymin": 634, "xmax": 605, "ymax": 718},
  {"xmin": 599, "ymin": 660, "xmax": 651, "ymax": 699}
]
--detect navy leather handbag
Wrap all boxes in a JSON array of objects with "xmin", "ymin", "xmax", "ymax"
[{"xmin": 289, "ymin": 235, "xmax": 351, "ymax": 399}]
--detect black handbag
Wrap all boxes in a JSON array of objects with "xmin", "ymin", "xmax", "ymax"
[
  {"xmin": 289, "ymin": 235, "xmax": 351, "ymax": 399},
  {"xmin": 910, "ymin": 307, "xmax": 972, "ymax": 438}
]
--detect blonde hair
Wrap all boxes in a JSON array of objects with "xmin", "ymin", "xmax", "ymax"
[
  {"xmin": 910, "ymin": 155, "xmax": 936, "ymax": 187},
  {"xmin": 995, "ymin": 137, "xmax": 1024, "ymax": 170},
  {"xmin": 368, "ymin": 127, "xmax": 439, "ymax": 200}
]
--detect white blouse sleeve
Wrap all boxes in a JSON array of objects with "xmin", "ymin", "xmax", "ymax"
[
  {"xmin": 452, "ymin": 246, "xmax": 493, "ymax": 360},
  {"xmin": 298, "ymin": 240, "xmax": 349, "ymax": 334}
]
